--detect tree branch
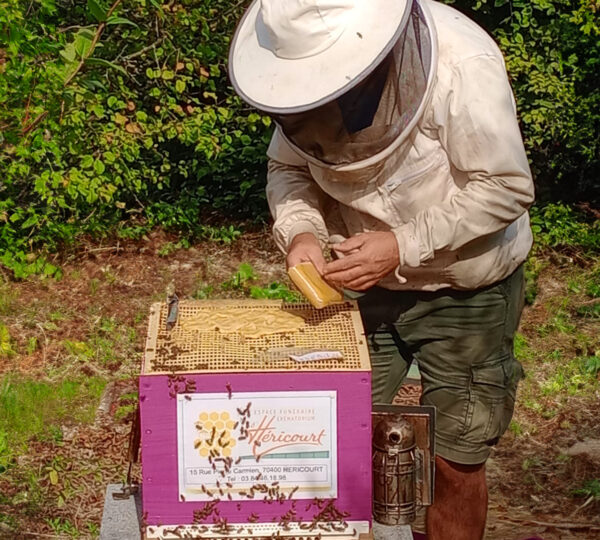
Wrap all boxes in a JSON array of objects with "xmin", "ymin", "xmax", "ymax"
[
  {"xmin": 21, "ymin": 111, "xmax": 48, "ymax": 135},
  {"xmin": 119, "ymin": 36, "xmax": 165, "ymax": 62},
  {"xmin": 62, "ymin": 0, "xmax": 123, "ymax": 87}
]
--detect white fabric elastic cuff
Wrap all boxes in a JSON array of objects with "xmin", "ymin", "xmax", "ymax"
[
  {"xmin": 392, "ymin": 223, "xmax": 422, "ymax": 284},
  {"xmin": 393, "ymin": 223, "xmax": 421, "ymax": 268}
]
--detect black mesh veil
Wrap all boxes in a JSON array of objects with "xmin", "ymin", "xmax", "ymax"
[{"xmin": 271, "ymin": 0, "xmax": 432, "ymax": 168}]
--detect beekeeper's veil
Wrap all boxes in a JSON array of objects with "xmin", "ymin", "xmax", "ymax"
[{"xmin": 229, "ymin": 0, "xmax": 436, "ymax": 171}]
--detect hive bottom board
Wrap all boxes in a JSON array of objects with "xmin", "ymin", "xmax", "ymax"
[{"xmin": 142, "ymin": 524, "xmax": 373, "ymax": 540}]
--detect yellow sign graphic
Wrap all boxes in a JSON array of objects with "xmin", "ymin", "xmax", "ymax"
[{"xmin": 194, "ymin": 411, "xmax": 237, "ymax": 458}]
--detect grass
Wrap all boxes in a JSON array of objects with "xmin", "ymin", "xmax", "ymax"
[
  {"xmin": 0, "ymin": 278, "xmax": 18, "ymax": 316},
  {"xmin": 157, "ymin": 238, "xmax": 191, "ymax": 257},
  {"xmin": 114, "ymin": 391, "xmax": 138, "ymax": 421},
  {"xmin": 47, "ymin": 516, "xmax": 80, "ymax": 538},
  {"xmin": 88, "ymin": 318, "xmax": 138, "ymax": 368},
  {"xmin": 56, "ymin": 315, "xmax": 139, "ymax": 372},
  {"xmin": 524, "ymin": 256, "xmax": 548, "ymax": 305},
  {"xmin": 193, "ymin": 282, "xmax": 214, "ymax": 299},
  {"xmin": 218, "ymin": 263, "xmax": 303, "ymax": 302},
  {"xmin": 0, "ymin": 323, "xmax": 15, "ymax": 357},
  {"xmin": 512, "ymin": 258, "xmax": 600, "ymax": 426},
  {"xmin": 573, "ymin": 479, "xmax": 600, "ymax": 499},
  {"xmin": 0, "ymin": 375, "xmax": 106, "ymax": 471}
]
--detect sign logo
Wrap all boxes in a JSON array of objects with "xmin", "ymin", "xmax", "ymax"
[
  {"xmin": 194, "ymin": 411, "xmax": 237, "ymax": 458},
  {"xmin": 247, "ymin": 415, "xmax": 325, "ymax": 459}
]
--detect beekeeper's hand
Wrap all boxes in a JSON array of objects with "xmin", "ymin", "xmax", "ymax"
[
  {"xmin": 286, "ymin": 233, "xmax": 326, "ymax": 274},
  {"xmin": 323, "ymin": 231, "xmax": 399, "ymax": 290}
]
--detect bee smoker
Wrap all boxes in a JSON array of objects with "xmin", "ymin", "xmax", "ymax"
[
  {"xmin": 372, "ymin": 404, "xmax": 435, "ymax": 527},
  {"xmin": 372, "ymin": 415, "xmax": 417, "ymax": 524}
]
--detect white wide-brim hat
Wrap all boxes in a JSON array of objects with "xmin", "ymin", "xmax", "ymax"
[{"xmin": 229, "ymin": 0, "xmax": 411, "ymax": 114}]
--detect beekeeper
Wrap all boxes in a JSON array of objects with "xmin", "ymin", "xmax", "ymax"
[{"xmin": 229, "ymin": 0, "xmax": 534, "ymax": 538}]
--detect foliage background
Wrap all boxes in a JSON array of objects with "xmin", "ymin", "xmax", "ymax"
[{"xmin": 0, "ymin": 0, "xmax": 598, "ymax": 277}]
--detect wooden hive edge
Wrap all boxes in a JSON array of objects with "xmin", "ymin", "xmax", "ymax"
[
  {"xmin": 142, "ymin": 526, "xmax": 373, "ymax": 540},
  {"xmin": 142, "ymin": 302, "xmax": 162, "ymax": 374},
  {"xmin": 348, "ymin": 301, "xmax": 371, "ymax": 371}
]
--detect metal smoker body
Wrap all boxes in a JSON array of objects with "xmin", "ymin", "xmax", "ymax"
[
  {"xmin": 373, "ymin": 416, "xmax": 416, "ymax": 525},
  {"xmin": 372, "ymin": 405, "xmax": 435, "ymax": 526}
]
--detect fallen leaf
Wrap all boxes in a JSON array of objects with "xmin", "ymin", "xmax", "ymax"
[{"xmin": 125, "ymin": 122, "xmax": 143, "ymax": 134}]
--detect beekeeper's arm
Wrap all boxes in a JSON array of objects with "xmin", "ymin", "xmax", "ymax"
[
  {"xmin": 389, "ymin": 53, "xmax": 535, "ymax": 267},
  {"xmin": 266, "ymin": 129, "xmax": 331, "ymax": 273},
  {"xmin": 324, "ymin": 53, "xmax": 534, "ymax": 288}
]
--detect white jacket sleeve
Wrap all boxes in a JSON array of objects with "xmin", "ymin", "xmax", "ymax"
[
  {"xmin": 392, "ymin": 53, "xmax": 535, "ymax": 267},
  {"xmin": 266, "ymin": 129, "xmax": 330, "ymax": 254}
]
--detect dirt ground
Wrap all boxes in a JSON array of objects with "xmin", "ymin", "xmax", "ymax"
[{"xmin": 0, "ymin": 230, "xmax": 598, "ymax": 539}]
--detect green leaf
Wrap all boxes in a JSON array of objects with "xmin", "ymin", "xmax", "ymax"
[
  {"xmin": 85, "ymin": 57, "xmax": 128, "ymax": 76},
  {"xmin": 74, "ymin": 31, "xmax": 94, "ymax": 58},
  {"xmin": 161, "ymin": 70, "xmax": 175, "ymax": 80},
  {"xmin": 81, "ymin": 155, "xmax": 94, "ymax": 168},
  {"xmin": 91, "ymin": 104, "xmax": 105, "ymax": 118},
  {"xmin": 87, "ymin": 0, "xmax": 107, "ymax": 22},
  {"xmin": 175, "ymin": 79, "xmax": 186, "ymax": 93},
  {"xmin": 59, "ymin": 43, "xmax": 77, "ymax": 63},
  {"xmin": 94, "ymin": 160, "xmax": 106, "ymax": 174},
  {"xmin": 21, "ymin": 215, "xmax": 39, "ymax": 228},
  {"xmin": 237, "ymin": 263, "xmax": 256, "ymax": 282},
  {"xmin": 49, "ymin": 470, "xmax": 59, "ymax": 485},
  {"xmin": 106, "ymin": 15, "xmax": 139, "ymax": 28}
]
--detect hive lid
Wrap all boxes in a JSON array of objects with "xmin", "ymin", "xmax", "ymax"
[{"xmin": 142, "ymin": 299, "xmax": 371, "ymax": 374}]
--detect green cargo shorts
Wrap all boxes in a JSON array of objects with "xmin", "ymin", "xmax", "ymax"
[{"xmin": 356, "ymin": 266, "xmax": 525, "ymax": 465}]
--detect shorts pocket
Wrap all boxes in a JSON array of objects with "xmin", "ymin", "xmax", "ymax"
[
  {"xmin": 460, "ymin": 357, "xmax": 516, "ymax": 447},
  {"xmin": 472, "ymin": 361, "xmax": 507, "ymax": 392}
]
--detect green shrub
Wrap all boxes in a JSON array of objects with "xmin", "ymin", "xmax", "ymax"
[
  {"xmin": 530, "ymin": 203, "xmax": 600, "ymax": 252},
  {"xmin": 0, "ymin": 0, "xmax": 598, "ymax": 278},
  {"xmin": 250, "ymin": 282, "xmax": 302, "ymax": 303},
  {"xmin": 450, "ymin": 0, "xmax": 600, "ymax": 204},
  {"xmin": 0, "ymin": 0, "xmax": 272, "ymax": 277}
]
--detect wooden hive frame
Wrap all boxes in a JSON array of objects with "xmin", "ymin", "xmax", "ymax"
[{"xmin": 143, "ymin": 300, "xmax": 371, "ymax": 375}]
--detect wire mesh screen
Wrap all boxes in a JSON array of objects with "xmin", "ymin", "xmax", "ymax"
[{"xmin": 143, "ymin": 300, "xmax": 370, "ymax": 374}]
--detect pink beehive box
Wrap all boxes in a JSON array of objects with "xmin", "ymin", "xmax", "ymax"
[{"xmin": 139, "ymin": 299, "xmax": 373, "ymax": 539}]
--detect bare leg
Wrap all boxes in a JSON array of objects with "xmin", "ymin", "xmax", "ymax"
[{"xmin": 427, "ymin": 456, "xmax": 487, "ymax": 540}]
